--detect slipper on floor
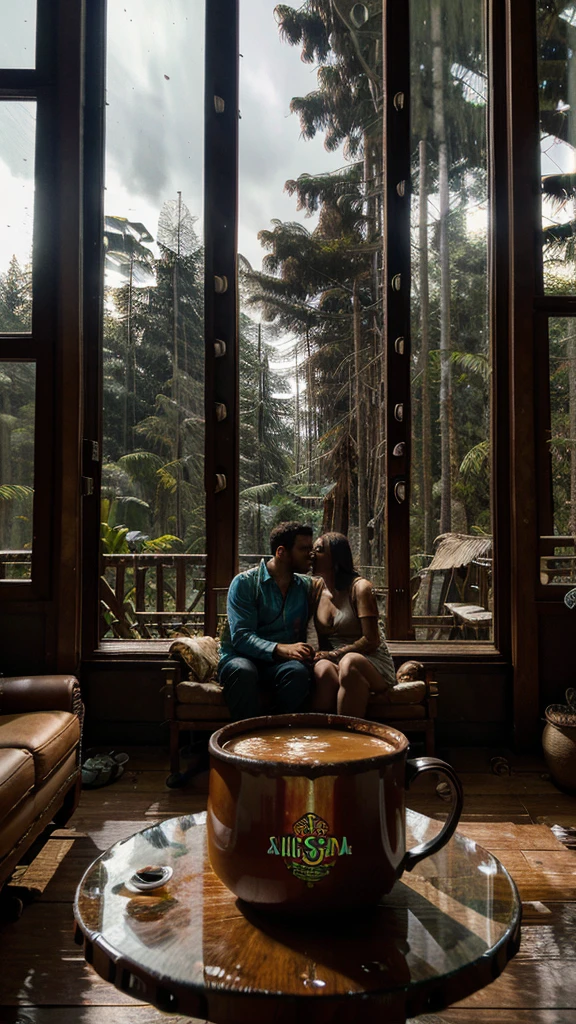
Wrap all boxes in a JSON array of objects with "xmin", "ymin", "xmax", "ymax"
[{"xmin": 81, "ymin": 751, "xmax": 129, "ymax": 789}]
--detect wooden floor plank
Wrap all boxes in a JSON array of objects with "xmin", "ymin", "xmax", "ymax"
[
  {"xmin": 453, "ymin": 961, "xmax": 576, "ymax": 1009},
  {"xmin": 52, "ymin": 820, "xmax": 168, "ymax": 851},
  {"xmin": 450, "ymin": 773, "xmax": 557, "ymax": 796},
  {"xmin": 413, "ymin": 1011, "xmax": 576, "ymax": 1022},
  {"xmin": 0, "ymin": 903, "xmax": 144, "ymax": 1006},
  {"xmin": 518, "ymin": 795, "xmax": 576, "ymax": 827},
  {"xmin": 10, "ymin": 838, "xmax": 108, "ymax": 903},
  {"xmin": 440, "ymin": 747, "xmax": 549, "ymax": 774},
  {"xmin": 64, "ymin": 791, "xmax": 207, "ymax": 828},
  {"xmin": 455, "ymin": 823, "xmax": 567, "ymax": 851},
  {"xmin": 522, "ymin": 850, "xmax": 576, "ymax": 872},
  {"xmin": 0, "ymin": 1009, "xmax": 195, "ymax": 1023}
]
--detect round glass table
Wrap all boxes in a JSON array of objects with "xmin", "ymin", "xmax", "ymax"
[{"xmin": 74, "ymin": 810, "xmax": 521, "ymax": 1024}]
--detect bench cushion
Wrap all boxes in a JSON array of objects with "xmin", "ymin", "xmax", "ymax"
[
  {"xmin": 369, "ymin": 681, "xmax": 426, "ymax": 705},
  {"xmin": 0, "ymin": 712, "xmax": 80, "ymax": 784},
  {"xmin": 174, "ymin": 677, "xmax": 428, "ymax": 723},
  {"xmin": 176, "ymin": 680, "xmax": 226, "ymax": 705}
]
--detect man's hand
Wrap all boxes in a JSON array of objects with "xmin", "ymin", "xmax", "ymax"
[
  {"xmin": 314, "ymin": 650, "xmax": 340, "ymax": 664},
  {"xmin": 275, "ymin": 642, "xmax": 315, "ymax": 662}
]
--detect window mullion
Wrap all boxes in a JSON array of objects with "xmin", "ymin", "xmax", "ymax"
[
  {"xmin": 383, "ymin": 0, "xmax": 412, "ymax": 640},
  {"xmin": 204, "ymin": 0, "xmax": 240, "ymax": 635}
]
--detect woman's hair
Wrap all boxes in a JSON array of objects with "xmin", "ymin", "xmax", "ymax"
[{"xmin": 319, "ymin": 532, "xmax": 359, "ymax": 591}]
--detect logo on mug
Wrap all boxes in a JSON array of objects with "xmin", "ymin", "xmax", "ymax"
[{"xmin": 267, "ymin": 812, "xmax": 352, "ymax": 887}]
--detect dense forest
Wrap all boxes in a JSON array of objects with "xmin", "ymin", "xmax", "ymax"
[{"xmin": 1, "ymin": 0, "xmax": 575, "ymax": 614}]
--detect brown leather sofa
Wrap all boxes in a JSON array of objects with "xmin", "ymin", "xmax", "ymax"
[{"xmin": 0, "ymin": 675, "xmax": 83, "ymax": 890}]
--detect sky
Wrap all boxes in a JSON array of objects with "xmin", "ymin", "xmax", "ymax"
[
  {"xmin": 103, "ymin": 0, "xmax": 342, "ymax": 272},
  {"xmin": 0, "ymin": 1, "xmax": 574, "ymax": 286}
]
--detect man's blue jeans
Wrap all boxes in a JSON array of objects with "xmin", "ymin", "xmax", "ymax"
[{"xmin": 218, "ymin": 656, "xmax": 311, "ymax": 722}]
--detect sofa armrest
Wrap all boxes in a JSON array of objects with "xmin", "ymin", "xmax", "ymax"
[{"xmin": 0, "ymin": 675, "xmax": 82, "ymax": 716}]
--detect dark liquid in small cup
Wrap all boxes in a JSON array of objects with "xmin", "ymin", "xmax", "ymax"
[{"xmin": 223, "ymin": 727, "xmax": 395, "ymax": 764}]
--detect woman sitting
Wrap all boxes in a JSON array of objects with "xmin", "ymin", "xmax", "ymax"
[{"xmin": 309, "ymin": 532, "xmax": 396, "ymax": 717}]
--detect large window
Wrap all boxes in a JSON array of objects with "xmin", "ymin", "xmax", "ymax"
[
  {"xmin": 409, "ymin": 0, "xmax": 492, "ymax": 641},
  {"xmin": 94, "ymin": 0, "xmax": 495, "ymax": 644},
  {"xmin": 0, "ymin": 100, "xmax": 36, "ymax": 580},
  {"xmin": 0, "ymin": 32, "xmax": 53, "ymax": 597},
  {"xmin": 99, "ymin": 0, "xmax": 206, "ymax": 640}
]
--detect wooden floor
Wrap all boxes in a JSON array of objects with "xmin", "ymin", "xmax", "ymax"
[{"xmin": 0, "ymin": 745, "xmax": 575, "ymax": 1023}]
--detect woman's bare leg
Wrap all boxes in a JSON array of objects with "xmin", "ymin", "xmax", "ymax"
[
  {"xmin": 312, "ymin": 660, "xmax": 339, "ymax": 712},
  {"xmin": 337, "ymin": 653, "xmax": 385, "ymax": 718}
]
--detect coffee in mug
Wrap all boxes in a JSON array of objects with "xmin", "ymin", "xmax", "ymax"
[{"xmin": 207, "ymin": 713, "xmax": 463, "ymax": 912}]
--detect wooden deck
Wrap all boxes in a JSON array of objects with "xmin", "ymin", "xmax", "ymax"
[{"xmin": 0, "ymin": 747, "xmax": 575, "ymax": 1022}]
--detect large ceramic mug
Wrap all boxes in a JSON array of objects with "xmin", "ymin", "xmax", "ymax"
[{"xmin": 207, "ymin": 713, "xmax": 463, "ymax": 912}]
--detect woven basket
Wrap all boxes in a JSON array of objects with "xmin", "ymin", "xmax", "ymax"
[{"xmin": 543, "ymin": 691, "xmax": 576, "ymax": 793}]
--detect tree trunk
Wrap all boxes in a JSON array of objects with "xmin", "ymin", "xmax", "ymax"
[
  {"xmin": 419, "ymin": 140, "xmax": 433, "ymax": 554},
  {"xmin": 294, "ymin": 347, "xmax": 301, "ymax": 476},
  {"xmin": 569, "ymin": 326, "xmax": 576, "ymax": 536},
  {"xmin": 256, "ymin": 322, "xmax": 264, "ymax": 551},
  {"xmin": 354, "ymin": 277, "xmax": 370, "ymax": 566},
  {"xmin": 431, "ymin": 0, "xmax": 452, "ymax": 535},
  {"xmin": 305, "ymin": 323, "xmax": 314, "ymax": 486},
  {"xmin": 128, "ymin": 253, "xmax": 136, "ymax": 450}
]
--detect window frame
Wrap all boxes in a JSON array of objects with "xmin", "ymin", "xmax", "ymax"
[
  {"xmin": 81, "ymin": 0, "xmax": 523, "ymax": 664},
  {"xmin": 0, "ymin": 4, "xmax": 60, "ymax": 602}
]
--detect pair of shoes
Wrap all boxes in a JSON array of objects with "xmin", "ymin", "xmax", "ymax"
[{"xmin": 81, "ymin": 751, "xmax": 129, "ymax": 789}]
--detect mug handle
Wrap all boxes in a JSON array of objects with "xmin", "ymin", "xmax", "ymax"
[{"xmin": 402, "ymin": 757, "xmax": 464, "ymax": 872}]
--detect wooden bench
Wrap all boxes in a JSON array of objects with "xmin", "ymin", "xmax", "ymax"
[{"xmin": 162, "ymin": 659, "xmax": 439, "ymax": 785}]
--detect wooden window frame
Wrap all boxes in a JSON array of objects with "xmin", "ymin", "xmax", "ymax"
[
  {"xmin": 77, "ymin": 0, "xmax": 551, "ymax": 749},
  {"xmin": 0, "ymin": 3, "xmax": 72, "ymax": 605}
]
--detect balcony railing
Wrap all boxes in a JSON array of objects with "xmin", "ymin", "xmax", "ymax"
[{"xmin": 100, "ymin": 554, "xmax": 390, "ymax": 639}]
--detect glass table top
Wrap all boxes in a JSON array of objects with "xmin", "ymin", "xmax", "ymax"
[{"xmin": 74, "ymin": 810, "xmax": 521, "ymax": 1022}]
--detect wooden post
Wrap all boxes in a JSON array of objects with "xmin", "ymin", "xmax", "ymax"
[
  {"xmin": 383, "ymin": 0, "xmax": 412, "ymax": 639},
  {"xmin": 204, "ymin": 0, "xmax": 239, "ymax": 635},
  {"xmin": 506, "ymin": 0, "xmax": 542, "ymax": 747}
]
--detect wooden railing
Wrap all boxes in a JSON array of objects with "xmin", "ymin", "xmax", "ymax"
[
  {"xmin": 540, "ymin": 536, "xmax": 576, "ymax": 586},
  {"xmin": 0, "ymin": 550, "xmax": 32, "ymax": 580},
  {"xmin": 100, "ymin": 554, "xmax": 391, "ymax": 639},
  {"xmin": 100, "ymin": 552, "xmax": 270, "ymax": 639}
]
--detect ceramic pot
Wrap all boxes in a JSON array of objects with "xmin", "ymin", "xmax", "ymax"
[{"xmin": 207, "ymin": 713, "xmax": 463, "ymax": 913}]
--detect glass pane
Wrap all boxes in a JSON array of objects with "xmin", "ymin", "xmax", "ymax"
[
  {"xmin": 409, "ymin": 0, "xmax": 493, "ymax": 641},
  {"xmin": 538, "ymin": 1, "xmax": 576, "ymax": 292},
  {"xmin": 0, "ymin": 102, "xmax": 35, "ymax": 333},
  {"xmin": 100, "ymin": 1, "xmax": 205, "ymax": 640},
  {"xmin": 0, "ymin": 2, "xmax": 36, "ymax": 69},
  {"xmin": 549, "ymin": 316, "xmax": 576, "ymax": 529},
  {"xmin": 540, "ymin": 317, "xmax": 576, "ymax": 586},
  {"xmin": 0, "ymin": 362, "xmax": 35, "ymax": 580},
  {"xmin": 238, "ymin": 2, "xmax": 385, "ymax": 594}
]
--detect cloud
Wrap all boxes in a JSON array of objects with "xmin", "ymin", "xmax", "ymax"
[{"xmin": 104, "ymin": 0, "xmax": 344, "ymax": 269}]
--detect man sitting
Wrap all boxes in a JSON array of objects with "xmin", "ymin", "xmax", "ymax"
[{"xmin": 218, "ymin": 522, "xmax": 316, "ymax": 721}]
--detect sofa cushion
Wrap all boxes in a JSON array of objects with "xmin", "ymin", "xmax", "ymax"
[
  {"xmin": 0, "ymin": 750, "xmax": 78, "ymax": 864},
  {"xmin": 176, "ymin": 680, "xmax": 226, "ymax": 705},
  {"xmin": 0, "ymin": 712, "xmax": 80, "ymax": 785},
  {"xmin": 0, "ymin": 748, "xmax": 35, "ymax": 818}
]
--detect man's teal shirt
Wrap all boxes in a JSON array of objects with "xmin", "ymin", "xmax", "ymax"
[{"xmin": 219, "ymin": 559, "xmax": 312, "ymax": 666}]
